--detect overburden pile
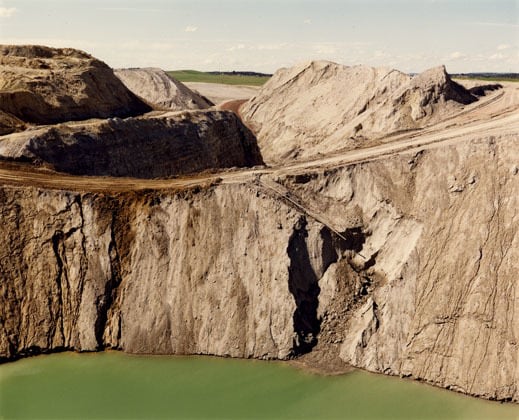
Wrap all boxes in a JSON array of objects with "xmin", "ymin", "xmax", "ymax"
[
  {"xmin": 114, "ymin": 68, "xmax": 214, "ymax": 111},
  {"xmin": 0, "ymin": 45, "xmax": 263, "ymax": 176},
  {"xmin": 0, "ymin": 45, "xmax": 152, "ymax": 134},
  {"xmin": 242, "ymin": 60, "xmax": 478, "ymax": 163}
]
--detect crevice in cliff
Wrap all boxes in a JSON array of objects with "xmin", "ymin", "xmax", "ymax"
[
  {"xmin": 50, "ymin": 230, "xmax": 66, "ymax": 347},
  {"xmin": 94, "ymin": 210, "xmax": 124, "ymax": 349},
  {"xmin": 320, "ymin": 227, "xmax": 339, "ymax": 273},
  {"xmin": 336, "ymin": 227, "xmax": 366, "ymax": 255},
  {"xmin": 71, "ymin": 195, "xmax": 87, "ymax": 345},
  {"xmin": 287, "ymin": 216, "xmax": 321, "ymax": 356},
  {"xmin": 50, "ymin": 199, "xmax": 87, "ymax": 347}
]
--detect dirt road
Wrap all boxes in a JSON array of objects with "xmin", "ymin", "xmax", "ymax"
[{"xmin": 0, "ymin": 83, "xmax": 517, "ymax": 193}]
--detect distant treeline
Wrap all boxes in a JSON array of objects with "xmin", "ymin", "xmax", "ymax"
[{"xmin": 451, "ymin": 73, "xmax": 519, "ymax": 82}]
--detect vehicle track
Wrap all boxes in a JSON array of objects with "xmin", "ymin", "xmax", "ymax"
[{"xmin": 0, "ymin": 84, "xmax": 517, "ymax": 193}]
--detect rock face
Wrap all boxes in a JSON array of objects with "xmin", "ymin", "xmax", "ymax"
[
  {"xmin": 241, "ymin": 61, "xmax": 478, "ymax": 164},
  {"xmin": 0, "ymin": 110, "xmax": 25, "ymax": 136},
  {"xmin": 285, "ymin": 134, "xmax": 518, "ymax": 402},
  {"xmin": 114, "ymin": 68, "xmax": 213, "ymax": 111},
  {"xmin": 0, "ymin": 110, "xmax": 263, "ymax": 178},
  {"xmin": 1, "ymin": 134, "xmax": 517, "ymax": 402},
  {"xmin": 0, "ymin": 184, "xmax": 299, "ymax": 361},
  {"xmin": 0, "ymin": 45, "xmax": 152, "ymax": 133}
]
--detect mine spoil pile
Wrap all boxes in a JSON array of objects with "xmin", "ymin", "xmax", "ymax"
[
  {"xmin": 0, "ymin": 45, "xmax": 152, "ymax": 134},
  {"xmin": 0, "ymin": 45, "xmax": 262, "ymax": 177},
  {"xmin": 114, "ymin": 67, "xmax": 214, "ymax": 111},
  {"xmin": 0, "ymin": 111, "xmax": 262, "ymax": 178},
  {"xmin": 242, "ymin": 61, "xmax": 478, "ymax": 163},
  {"xmin": 0, "ymin": 46, "xmax": 518, "ymax": 403}
]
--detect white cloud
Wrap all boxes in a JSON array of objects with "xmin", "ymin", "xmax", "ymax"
[
  {"xmin": 227, "ymin": 43, "xmax": 246, "ymax": 52},
  {"xmin": 489, "ymin": 52, "xmax": 505, "ymax": 60},
  {"xmin": 98, "ymin": 7, "xmax": 162, "ymax": 12},
  {"xmin": 497, "ymin": 44, "xmax": 511, "ymax": 51},
  {"xmin": 471, "ymin": 21, "xmax": 519, "ymax": 28},
  {"xmin": 373, "ymin": 50, "xmax": 390, "ymax": 58},
  {"xmin": 120, "ymin": 41, "xmax": 175, "ymax": 52},
  {"xmin": 448, "ymin": 51, "xmax": 465, "ymax": 59},
  {"xmin": 312, "ymin": 43, "xmax": 338, "ymax": 55},
  {"xmin": 185, "ymin": 26, "xmax": 198, "ymax": 32},
  {"xmin": 0, "ymin": 7, "xmax": 17, "ymax": 17},
  {"xmin": 303, "ymin": 19, "xmax": 311, "ymax": 25},
  {"xmin": 256, "ymin": 43, "xmax": 289, "ymax": 51}
]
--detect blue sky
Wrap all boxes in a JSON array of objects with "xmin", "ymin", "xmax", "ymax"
[{"xmin": 1, "ymin": 0, "xmax": 517, "ymax": 73}]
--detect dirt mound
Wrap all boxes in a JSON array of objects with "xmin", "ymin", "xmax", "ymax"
[
  {"xmin": 0, "ymin": 45, "xmax": 152, "ymax": 133},
  {"xmin": 114, "ymin": 68, "xmax": 213, "ymax": 110},
  {"xmin": 0, "ymin": 110, "xmax": 263, "ymax": 178},
  {"xmin": 242, "ymin": 61, "xmax": 478, "ymax": 163}
]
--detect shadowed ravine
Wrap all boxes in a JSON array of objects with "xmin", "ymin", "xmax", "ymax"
[{"xmin": 287, "ymin": 216, "xmax": 322, "ymax": 355}]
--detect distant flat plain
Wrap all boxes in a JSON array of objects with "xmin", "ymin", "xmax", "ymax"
[{"xmin": 167, "ymin": 70, "xmax": 270, "ymax": 86}]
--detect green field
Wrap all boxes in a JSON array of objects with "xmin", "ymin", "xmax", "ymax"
[
  {"xmin": 168, "ymin": 70, "xmax": 270, "ymax": 86},
  {"xmin": 452, "ymin": 75, "xmax": 519, "ymax": 83}
]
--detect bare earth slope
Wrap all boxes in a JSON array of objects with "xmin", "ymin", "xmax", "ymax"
[
  {"xmin": 242, "ymin": 61, "xmax": 478, "ymax": 164},
  {"xmin": 0, "ymin": 110, "xmax": 263, "ymax": 178},
  {"xmin": 114, "ymin": 68, "xmax": 214, "ymax": 110},
  {"xmin": 0, "ymin": 80, "xmax": 518, "ymax": 401},
  {"xmin": 0, "ymin": 46, "xmax": 262, "ymax": 177},
  {"xmin": 0, "ymin": 45, "xmax": 152, "ymax": 133}
]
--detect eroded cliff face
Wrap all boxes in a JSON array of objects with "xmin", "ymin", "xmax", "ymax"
[
  {"xmin": 0, "ymin": 110, "xmax": 263, "ymax": 178},
  {"xmin": 0, "ymin": 184, "xmax": 305, "ymax": 360},
  {"xmin": 283, "ymin": 134, "xmax": 518, "ymax": 402},
  {"xmin": 0, "ymin": 135, "xmax": 517, "ymax": 402}
]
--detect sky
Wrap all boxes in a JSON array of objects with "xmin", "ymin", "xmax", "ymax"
[{"xmin": 0, "ymin": 0, "xmax": 518, "ymax": 73}]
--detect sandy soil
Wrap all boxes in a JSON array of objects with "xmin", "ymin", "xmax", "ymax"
[
  {"xmin": 115, "ymin": 68, "xmax": 213, "ymax": 110},
  {"xmin": 185, "ymin": 82, "xmax": 259, "ymax": 105},
  {"xmin": 0, "ymin": 81, "xmax": 517, "ymax": 192},
  {"xmin": 240, "ymin": 62, "xmax": 488, "ymax": 164}
]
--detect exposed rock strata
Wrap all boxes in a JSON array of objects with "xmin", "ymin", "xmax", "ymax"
[
  {"xmin": 285, "ymin": 134, "xmax": 518, "ymax": 402},
  {"xmin": 114, "ymin": 68, "xmax": 213, "ymax": 111},
  {"xmin": 0, "ymin": 110, "xmax": 263, "ymax": 177},
  {"xmin": 0, "ymin": 45, "xmax": 151, "ymax": 133},
  {"xmin": 0, "ymin": 135, "xmax": 516, "ymax": 402},
  {"xmin": 242, "ymin": 61, "xmax": 480, "ymax": 164},
  {"xmin": 0, "ymin": 185, "xmax": 300, "ymax": 360}
]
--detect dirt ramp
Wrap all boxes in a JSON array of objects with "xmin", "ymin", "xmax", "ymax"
[
  {"xmin": 114, "ymin": 68, "xmax": 213, "ymax": 111},
  {"xmin": 242, "ymin": 61, "xmax": 479, "ymax": 164},
  {"xmin": 0, "ymin": 45, "xmax": 152, "ymax": 133}
]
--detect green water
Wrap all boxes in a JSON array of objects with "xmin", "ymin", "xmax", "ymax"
[{"xmin": 0, "ymin": 352, "xmax": 517, "ymax": 420}]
